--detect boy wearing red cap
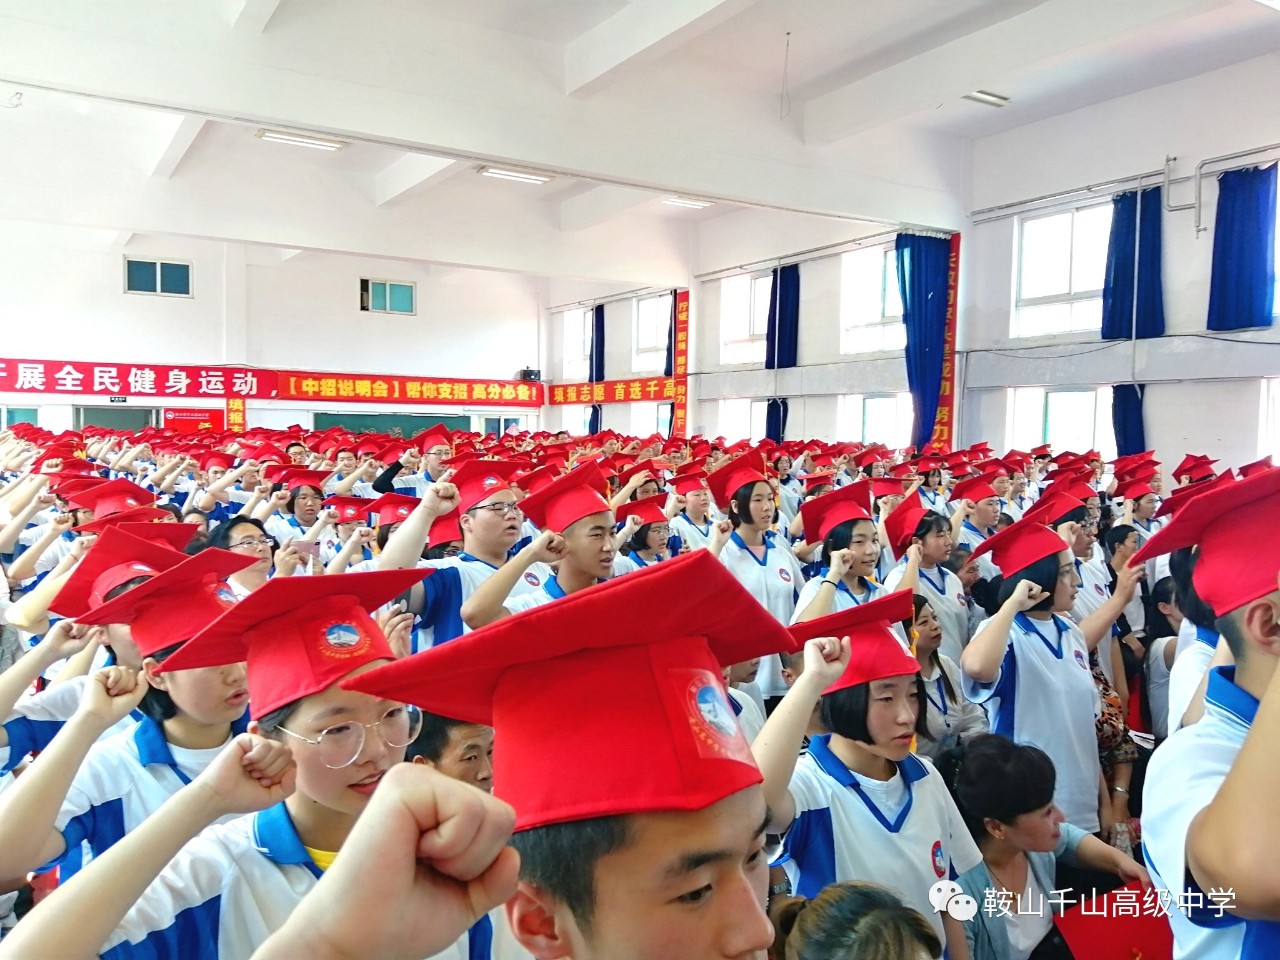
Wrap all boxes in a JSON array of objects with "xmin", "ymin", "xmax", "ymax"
[
  {"xmin": 755, "ymin": 591, "xmax": 981, "ymax": 957},
  {"xmin": 1137, "ymin": 468, "xmax": 1280, "ymax": 959},
  {"xmin": 667, "ymin": 469, "xmax": 716, "ymax": 550},
  {"xmin": 345, "ymin": 553, "xmax": 787, "ymax": 960},
  {"xmin": 949, "ymin": 476, "xmax": 1002, "ymax": 580}
]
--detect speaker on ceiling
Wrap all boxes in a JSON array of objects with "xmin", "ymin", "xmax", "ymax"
[{"xmin": 519, "ymin": 368, "xmax": 542, "ymax": 382}]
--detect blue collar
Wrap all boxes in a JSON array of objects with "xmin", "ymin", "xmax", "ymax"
[
  {"xmin": 917, "ymin": 565, "xmax": 948, "ymax": 595},
  {"xmin": 680, "ymin": 511, "xmax": 710, "ymax": 534},
  {"xmin": 962, "ymin": 520, "xmax": 992, "ymax": 538},
  {"xmin": 252, "ymin": 802, "xmax": 324, "ymax": 879},
  {"xmin": 131, "ymin": 711, "xmax": 248, "ymax": 783},
  {"xmin": 1205, "ymin": 666, "xmax": 1259, "ymax": 729},
  {"xmin": 818, "ymin": 568, "xmax": 872, "ymax": 603},
  {"xmin": 458, "ymin": 552, "xmax": 499, "ymax": 571},
  {"xmin": 1015, "ymin": 613, "xmax": 1068, "ymax": 659},
  {"xmin": 729, "ymin": 530, "xmax": 774, "ymax": 566},
  {"xmin": 1195, "ymin": 625, "xmax": 1219, "ymax": 648},
  {"xmin": 808, "ymin": 735, "xmax": 928, "ymax": 833}
]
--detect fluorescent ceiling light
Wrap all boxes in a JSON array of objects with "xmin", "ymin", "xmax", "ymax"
[
  {"xmin": 1253, "ymin": 0, "xmax": 1280, "ymax": 10},
  {"xmin": 962, "ymin": 90, "xmax": 1011, "ymax": 108},
  {"xmin": 662, "ymin": 197, "xmax": 714, "ymax": 209},
  {"xmin": 478, "ymin": 166, "xmax": 552, "ymax": 184},
  {"xmin": 255, "ymin": 129, "xmax": 348, "ymax": 151}
]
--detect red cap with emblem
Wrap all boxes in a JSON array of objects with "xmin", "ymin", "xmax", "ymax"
[
  {"xmin": 365, "ymin": 493, "xmax": 420, "ymax": 527},
  {"xmin": 158, "ymin": 568, "xmax": 430, "ymax": 718},
  {"xmin": 49, "ymin": 527, "xmax": 189, "ymax": 619},
  {"xmin": 450, "ymin": 459, "xmax": 523, "ymax": 514},
  {"xmin": 614, "ymin": 494, "xmax": 668, "ymax": 529},
  {"xmin": 969, "ymin": 520, "xmax": 1067, "ymax": 577},
  {"xmin": 73, "ymin": 506, "xmax": 171, "ymax": 535},
  {"xmin": 785, "ymin": 589, "xmax": 918, "ymax": 691},
  {"xmin": 323, "ymin": 496, "xmax": 374, "ymax": 524},
  {"xmin": 66, "ymin": 478, "xmax": 156, "ymax": 519},
  {"xmin": 415, "ymin": 425, "xmax": 454, "ymax": 455},
  {"xmin": 282, "ymin": 470, "xmax": 331, "ymax": 494},
  {"xmin": 342, "ymin": 551, "xmax": 791, "ymax": 830},
  {"xmin": 519, "ymin": 463, "xmax": 612, "ymax": 533},
  {"xmin": 800, "ymin": 484, "xmax": 873, "ymax": 545},
  {"xmin": 882, "ymin": 493, "xmax": 930, "ymax": 558},
  {"xmin": 76, "ymin": 549, "xmax": 256, "ymax": 658}
]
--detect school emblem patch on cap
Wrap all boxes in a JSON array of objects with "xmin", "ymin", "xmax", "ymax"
[
  {"xmin": 125, "ymin": 497, "xmax": 138, "ymax": 506},
  {"xmin": 214, "ymin": 585, "xmax": 238, "ymax": 607},
  {"xmin": 679, "ymin": 670, "xmax": 753, "ymax": 763},
  {"xmin": 397, "ymin": 506, "xmax": 410, "ymax": 517},
  {"xmin": 482, "ymin": 476, "xmax": 500, "ymax": 489},
  {"xmin": 320, "ymin": 621, "xmax": 370, "ymax": 659}
]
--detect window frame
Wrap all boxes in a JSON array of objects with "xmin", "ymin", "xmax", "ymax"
[
  {"xmin": 360, "ymin": 277, "xmax": 417, "ymax": 316},
  {"xmin": 719, "ymin": 272, "xmax": 771, "ymax": 366},
  {"xmin": 839, "ymin": 245, "xmax": 906, "ymax": 355},
  {"xmin": 632, "ymin": 293, "xmax": 672, "ymax": 373},
  {"xmin": 1262, "ymin": 378, "xmax": 1280, "ymax": 459},
  {"xmin": 839, "ymin": 392, "xmax": 913, "ymax": 447},
  {"xmin": 1007, "ymin": 385, "xmax": 1117, "ymax": 463},
  {"xmin": 560, "ymin": 308, "xmax": 592, "ymax": 381},
  {"xmin": 123, "ymin": 257, "xmax": 194, "ymax": 299},
  {"xmin": 1013, "ymin": 201, "xmax": 1112, "ymax": 339}
]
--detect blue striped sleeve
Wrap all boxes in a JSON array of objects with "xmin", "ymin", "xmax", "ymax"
[{"xmin": 99, "ymin": 896, "xmax": 224, "ymax": 960}]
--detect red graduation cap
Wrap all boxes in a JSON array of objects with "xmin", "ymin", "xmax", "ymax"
[
  {"xmin": 158, "ymin": 569, "xmax": 429, "ymax": 718},
  {"xmin": 882, "ymin": 493, "xmax": 929, "ymax": 558},
  {"xmin": 1053, "ymin": 882, "xmax": 1172, "ymax": 960},
  {"xmin": 706, "ymin": 461, "xmax": 767, "ymax": 509},
  {"xmin": 49, "ymin": 528, "xmax": 189, "ymax": 619},
  {"xmin": 47, "ymin": 475, "xmax": 108, "ymax": 499},
  {"xmin": 342, "ymin": 551, "xmax": 793, "ymax": 831},
  {"xmin": 800, "ymin": 484, "xmax": 873, "ymax": 544},
  {"xmin": 76, "ymin": 549, "xmax": 255, "ymax": 658},
  {"xmin": 74, "ymin": 506, "xmax": 172, "ymax": 535},
  {"xmin": 283, "ymin": 470, "xmax": 331, "ymax": 494},
  {"xmin": 1130, "ymin": 467, "xmax": 1280, "ymax": 617},
  {"xmin": 513, "ymin": 464, "xmax": 559, "ymax": 494},
  {"xmin": 615, "ymin": 494, "xmax": 668, "ymax": 529},
  {"xmin": 802, "ymin": 471, "xmax": 836, "ymax": 492},
  {"xmin": 415, "ymin": 425, "xmax": 454, "ymax": 455},
  {"xmin": 519, "ymin": 463, "xmax": 612, "ymax": 533},
  {"xmin": 1019, "ymin": 492, "xmax": 1084, "ymax": 529},
  {"xmin": 450, "ymin": 459, "xmax": 523, "ymax": 514},
  {"xmin": 1240, "ymin": 456, "xmax": 1273, "ymax": 478},
  {"xmin": 969, "ymin": 520, "xmax": 1066, "ymax": 577},
  {"xmin": 1155, "ymin": 470, "xmax": 1237, "ymax": 519},
  {"xmin": 111, "ymin": 521, "xmax": 199, "ymax": 552},
  {"xmin": 428, "ymin": 509, "xmax": 462, "ymax": 549},
  {"xmin": 787, "ymin": 590, "xmax": 919, "ymax": 693},
  {"xmin": 1182, "ymin": 461, "xmax": 1218, "ymax": 483},
  {"xmin": 365, "ymin": 492, "xmax": 420, "ymax": 527},
  {"xmin": 323, "ymin": 496, "xmax": 374, "ymax": 524},
  {"xmin": 66, "ymin": 478, "xmax": 156, "ymax": 519},
  {"xmin": 950, "ymin": 476, "xmax": 999, "ymax": 505},
  {"xmin": 671, "ymin": 469, "xmax": 709, "ymax": 497},
  {"xmin": 1114, "ymin": 479, "xmax": 1155, "ymax": 502},
  {"xmin": 198, "ymin": 451, "xmax": 235, "ymax": 474},
  {"xmin": 370, "ymin": 443, "xmax": 406, "ymax": 464},
  {"xmin": 620, "ymin": 458, "xmax": 672, "ymax": 485},
  {"xmin": 244, "ymin": 443, "xmax": 289, "ymax": 465}
]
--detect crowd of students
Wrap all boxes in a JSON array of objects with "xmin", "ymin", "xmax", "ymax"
[{"xmin": 0, "ymin": 418, "xmax": 1272, "ymax": 960}]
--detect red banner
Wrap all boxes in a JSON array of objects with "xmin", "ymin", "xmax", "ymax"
[
  {"xmin": 672, "ymin": 289, "xmax": 690, "ymax": 436},
  {"xmin": 0, "ymin": 359, "xmax": 543, "ymax": 408},
  {"xmin": 225, "ymin": 397, "xmax": 246, "ymax": 434},
  {"xmin": 163, "ymin": 407, "xmax": 226, "ymax": 434},
  {"xmin": 927, "ymin": 233, "xmax": 961, "ymax": 452},
  {"xmin": 548, "ymin": 377, "xmax": 677, "ymax": 406}
]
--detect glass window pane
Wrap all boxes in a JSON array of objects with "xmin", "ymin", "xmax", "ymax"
[
  {"xmin": 840, "ymin": 248, "xmax": 882, "ymax": 333},
  {"xmin": 750, "ymin": 275, "xmax": 773, "ymax": 337},
  {"xmin": 371, "ymin": 282, "xmax": 387, "ymax": 311},
  {"xmin": 749, "ymin": 401, "xmax": 768, "ymax": 442},
  {"xmin": 1069, "ymin": 298, "xmax": 1103, "ymax": 332},
  {"xmin": 126, "ymin": 259, "xmax": 157, "ymax": 293},
  {"xmin": 389, "ymin": 283, "xmax": 414, "ymax": 313},
  {"xmin": 1071, "ymin": 204, "xmax": 1112, "ymax": 293},
  {"xmin": 1019, "ymin": 213, "xmax": 1072, "ymax": 300},
  {"xmin": 719, "ymin": 398, "xmax": 750, "ymax": 441},
  {"xmin": 720, "ymin": 275, "xmax": 751, "ymax": 349},
  {"xmin": 1016, "ymin": 303, "xmax": 1071, "ymax": 338},
  {"xmin": 1093, "ymin": 388, "xmax": 1117, "ymax": 464},
  {"xmin": 839, "ymin": 395, "xmax": 864, "ymax": 441},
  {"xmin": 883, "ymin": 250, "xmax": 903, "ymax": 319},
  {"xmin": 1045, "ymin": 391, "xmax": 1097, "ymax": 454},
  {"xmin": 631, "ymin": 401, "xmax": 659, "ymax": 437},
  {"xmin": 1008, "ymin": 387, "xmax": 1046, "ymax": 450},
  {"xmin": 159, "ymin": 262, "xmax": 190, "ymax": 296}
]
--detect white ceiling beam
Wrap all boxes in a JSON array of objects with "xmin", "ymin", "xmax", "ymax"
[
  {"xmin": 149, "ymin": 115, "xmax": 206, "ymax": 179},
  {"xmin": 558, "ymin": 185, "xmax": 656, "ymax": 232},
  {"xmin": 565, "ymin": 0, "xmax": 758, "ymax": 97},
  {"xmin": 802, "ymin": 0, "xmax": 1210, "ymax": 145},
  {"xmin": 105, "ymin": 231, "xmax": 134, "ymax": 253},
  {"xmin": 373, "ymin": 154, "xmax": 464, "ymax": 207},
  {"xmin": 231, "ymin": 0, "xmax": 284, "ymax": 34}
]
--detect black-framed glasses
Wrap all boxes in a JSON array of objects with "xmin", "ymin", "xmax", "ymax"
[
  {"xmin": 229, "ymin": 536, "xmax": 273, "ymax": 549},
  {"xmin": 278, "ymin": 705, "xmax": 423, "ymax": 769},
  {"xmin": 466, "ymin": 501, "xmax": 523, "ymax": 517}
]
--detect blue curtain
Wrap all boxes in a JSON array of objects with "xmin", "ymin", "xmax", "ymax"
[
  {"xmin": 589, "ymin": 304, "xmax": 606, "ymax": 382},
  {"xmin": 588, "ymin": 404, "xmax": 602, "ymax": 435},
  {"xmin": 895, "ymin": 234, "xmax": 951, "ymax": 452},
  {"xmin": 1207, "ymin": 164, "xmax": 1277, "ymax": 331},
  {"xmin": 765, "ymin": 398, "xmax": 788, "ymax": 444},
  {"xmin": 1112, "ymin": 384, "xmax": 1146, "ymax": 458},
  {"xmin": 663, "ymin": 289, "xmax": 677, "ymax": 377},
  {"xmin": 1101, "ymin": 187, "xmax": 1166, "ymax": 340},
  {"xmin": 765, "ymin": 264, "xmax": 800, "ymax": 369}
]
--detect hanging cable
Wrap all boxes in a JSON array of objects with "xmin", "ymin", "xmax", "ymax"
[{"xmin": 779, "ymin": 32, "xmax": 792, "ymax": 120}]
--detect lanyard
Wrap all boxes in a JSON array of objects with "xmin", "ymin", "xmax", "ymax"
[
  {"xmin": 681, "ymin": 512, "xmax": 710, "ymax": 535},
  {"xmin": 918, "ymin": 566, "xmax": 948, "ymax": 595},
  {"xmin": 924, "ymin": 675, "xmax": 950, "ymax": 725},
  {"xmin": 1015, "ymin": 613, "xmax": 1067, "ymax": 659}
]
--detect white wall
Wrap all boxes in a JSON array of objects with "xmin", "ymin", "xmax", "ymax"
[{"xmin": 960, "ymin": 53, "xmax": 1280, "ymax": 464}]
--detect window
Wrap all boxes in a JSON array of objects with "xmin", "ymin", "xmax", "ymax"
[
  {"xmin": 633, "ymin": 293, "xmax": 672, "ymax": 372},
  {"xmin": 1014, "ymin": 203, "xmax": 1112, "ymax": 337},
  {"xmin": 124, "ymin": 258, "xmax": 191, "ymax": 297},
  {"xmin": 838, "ymin": 393, "xmax": 914, "ymax": 447},
  {"xmin": 720, "ymin": 274, "xmax": 771, "ymax": 365},
  {"xmin": 482, "ymin": 416, "xmax": 525, "ymax": 436},
  {"xmin": 1007, "ymin": 386, "xmax": 1116, "ymax": 462},
  {"xmin": 718, "ymin": 398, "xmax": 770, "ymax": 443},
  {"xmin": 1262, "ymin": 379, "xmax": 1280, "ymax": 459},
  {"xmin": 630, "ymin": 401, "xmax": 660, "ymax": 437},
  {"xmin": 560, "ymin": 308, "xmax": 592, "ymax": 381},
  {"xmin": 840, "ymin": 247, "xmax": 906, "ymax": 354},
  {"xmin": 558, "ymin": 404, "xmax": 592, "ymax": 436},
  {"xmin": 360, "ymin": 278, "xmax": 416, "ymax": 315}
]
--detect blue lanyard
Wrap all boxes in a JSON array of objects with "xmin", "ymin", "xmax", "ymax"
[
  {"xmin": 820, "ymin": 568, "xmax": 872, "ymax": 605},
  {"xmin": 918, "ymin": 566, "xmax": 948, "ymax": 595},
  {"xmin": 680, "ymin": 512, "xmax": 710, "ymax": 535},
  {"xmin": 925, "ymin": 676, "xmax": 951, "ymax": 724},
  {"xmin": 1015, "ymin": 613, "xmax": 1067, "ymax": 659}
]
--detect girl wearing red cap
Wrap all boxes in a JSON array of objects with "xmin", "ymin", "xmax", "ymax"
[
  {"xmin": 904, "ymin": 596, "xmax": 987, "ymax": 761},
  {"xmin": 917, "ymin": 467, "xmax": 951, "ymax": 517}
]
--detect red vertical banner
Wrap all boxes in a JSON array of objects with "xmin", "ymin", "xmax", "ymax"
[
  {"xmin": 928, "ymin": 234, "xmax": 961, "ymax": 453},
  {"xmin": 671, "ymin": 289, "xmax": 690, "ymax": 437},
  {"xmin": 225, "ymin": 398, "xmax": 246, "ymax": 433}
]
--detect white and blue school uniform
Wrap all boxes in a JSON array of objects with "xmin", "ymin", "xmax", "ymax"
[
  {"xmin": 0, "ymin": 675, "xmax": 141, "ymax": 775},
  {"xmin": 1142, "ymin": 666, "xmax": 1277, "ymax": 960},
  {"xmin": 49, "ymin": 714, "xmax": 248, "ymax": 878},
  {"xmin": 718, "ymin": 531, "xmax": 805, "ymax": 697},
  {"xmin": 502, "ymin": 573, "xmax": 610, "ymax": 616},
  {"xmin": 426, "ymin": 908, "xmax": 533, "ymax": 960},
  {"xmin": 777, "ymin": 736, "xmax": 981, "ymax": 942},
  {"xmin": 956, "ymin": 521, "xmax": 999, "ymax": 580},
  {"xmin": 790, "ymin": 573, "xmax": 885, "ymax": 623},
  {"xmin": 961, "ymin": 613, "xmax": 1102, "ymax": 833},
  {"xmin": 882, "ymin": 562, "xmax": 971, "ymax": 663},
  {"xmin": 669, "ymin": 511, "xmax": 714, "ymax": 551},
  {"xmin": 915, "ymin": 655, "xmax": 988, "ymax": 762},
  {"xmin": 1003, "ymin": 493, "xmax": 1033, "ymax": 522},
  {"xmin": 263, "ymin": 511, "xmax": 311, "ymax": 545},
  {"xmin": 1166, "ymin": 625, "xmax": 1220, "ymax": 737},
  {"xmin": 612, "ymin": 551, "xmax": 666, "ymax": 576},
  {"xmin": 1069, "ymin": 555, "xmax": 1116, "ymax": 686},
  {"xmin": 412, "ymin": 553, "xmax": 554, "ymax": 649},
  {"xmin": 916, "ymin": 487, "xmax": 950, "ymax": 517}
]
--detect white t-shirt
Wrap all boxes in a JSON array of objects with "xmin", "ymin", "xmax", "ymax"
[
  {"xmin": 1146, "ymin": 636, "xmax": 1175, "ymax": 741},
  {"xmin": 916, "ymin": 655, "xmax": 989, "ymax": 761},
  {"xmin": 718, "ymin": 531, "xmax": 805, "ymax": 697},
  {"xmin": 1166, "ymin": 627, "xmax": 1219, "ymax": 736},
  {"xmin": 882, "ymin": 563, "xmax": 971, "ymax": 663}
]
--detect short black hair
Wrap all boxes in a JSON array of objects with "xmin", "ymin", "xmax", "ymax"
[
  {"xmin": 286, "ymin": 485, "xmax": 324, "ymax": 516},
  {"xmin": 405, "ymin": 712, "xmax": 467, "ymax": 764},
  {"xmin": 626, "ymin": 521, "xmax": 658, "ymax": 556},
  {"xmin": 1104, "ymin": 524, "xmax": 1138, "ymax": 555},
  {"xmin": 508, "ymin": 817, "xmax": 633, "ymax": 929},
  {"xmin": 986, "ymin": 552, "xmax": 1061, "ymax": 617},
  {"xmin": 911, "ymin": 511, "xmax": 950, "ymax": 542},
  {"xmin": 820, "ymin": 678, "xmax": 931, "ymax": 745},
  {"xmin": 940, "ymin": 544, "xmax": 972, "ymax": 575},
  {"xmin": 1145, "ymin": 576, "xmax": 1178, "ymax": 640},
  {"xmin": 137, "ymin": 642, "xmax": 184, "ymax": 723},
  {"xmin": 727, "ymin": 480, "xmax": 766, "ymax": 529},
  {"xmin": 204, "ymin": 516, "xmax": 270, "ymax": 553},
  {"xmin": 255, "ymin": 699, "xmax": 300, "ymax": 737},
  {"xmin": 821, "ymin": 517, "xmax": 877, "ymax": 558},
  {"xmin": 944, "ymin": 734, "xmax": 1056, "ymax": 843},
  {"xmin": 1050, "ymin": 505, "xmax": 1089, "ymax": 528},
  {"xmin": 285, "ymin": 442, "xmax": 306, "ymax": 452},
  {"xmin": 1216, "ymin": 609, "xmax": 1247, "ymax": 659},
  {"xmin": 155, "ymin": 502, "xmax": 183, "ymax": 522}
]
